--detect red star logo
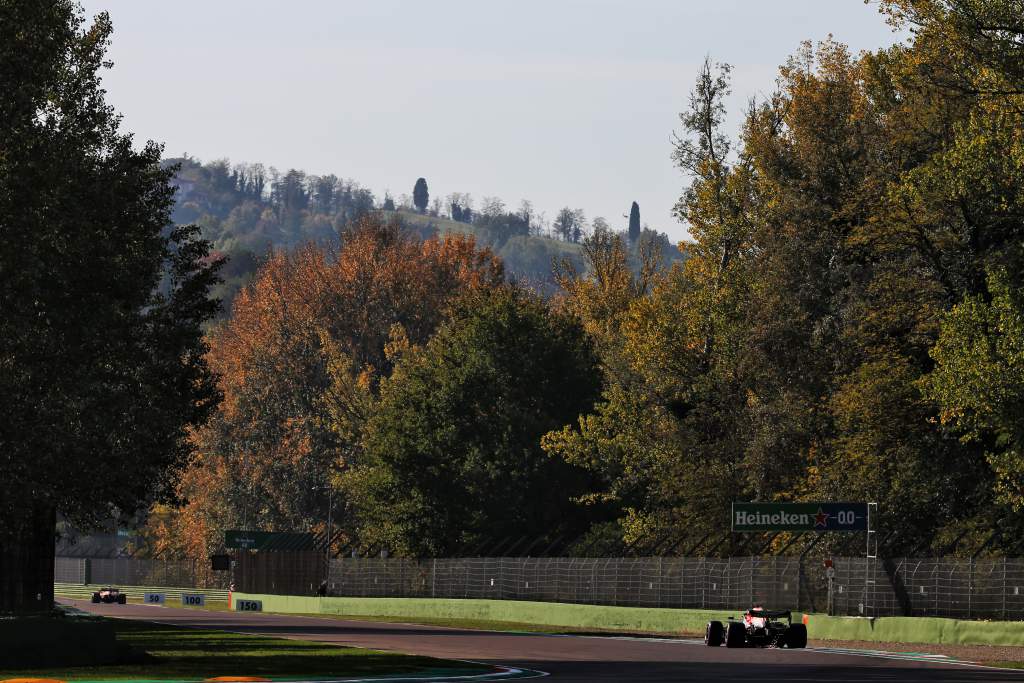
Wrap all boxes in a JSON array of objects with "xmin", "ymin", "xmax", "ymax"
[{"xmin": 814, "ymin": 507, "xmax": 830, "ymax": 529}]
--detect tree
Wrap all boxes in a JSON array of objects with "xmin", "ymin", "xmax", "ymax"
[
  {"xmin": 628, "ymin": 202, "xmax": 641, "ymax": 242},
  {"xmin": 924, "ymin": 270, "xmax": 1024, "ymax": 510},
  {"xmin": 163, "ymin": 216, "xmax": 505, "ymax": 563},
  {"xmin": 572, "ymin": 209, "xmax": 587, "ymax": 243},
  {"xmin": 413, "ymin": 177, "xmax": 429, "ymax": 213},
  {"xmin": 0, "ymin": 2, "xmax": 222, "ymax": 611},
  {"xmin": 382, "ymin": 193, "xmax": 396, "ymax": 211},
  {"xmin": 344, "ymin": 287, "xmax": 603, "ymax": 556},
  {"xmin": 480, "ymin": 196, "xmax": 506, "ymax": 217},
  {"xmin": 553, "ymin": 207, "xmax": 588, "ymax": 243},
  {"xmin": 517, "ymin": 199, "xmax": 534, "ymax": 231}
]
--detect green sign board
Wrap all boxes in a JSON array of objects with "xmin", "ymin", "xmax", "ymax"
[
  {"xmin": 224, "ymin": 529, "xmax": 318, "ymax": 550},
  {"xmin": 732, "ymin": 502, "xmax": 868, "ymax": 532},
  {"xmin": 225, "ymin": 530, "xmax": 272, "ymax": 549}
]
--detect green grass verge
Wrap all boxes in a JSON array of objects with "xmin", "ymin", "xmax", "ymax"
[
  {"xmin": 234, "ymin": 594, "xmax": 724, "ymax": 635},
  {"xmin": 804, "ymin": 613, "xmax": 1024, "ymax": 647},
  {"xmin": 0, "ymin": 618, "xmax": 487, "ymax": 680},
  {"xmin": 290, "ymin": 612, "xmax": 690, "ymax": 637},
  {"xmin": 233, "ymin": 593, "xmax": 1024, "ymax": 648}
]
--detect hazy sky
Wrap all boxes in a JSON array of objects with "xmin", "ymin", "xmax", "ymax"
[{"xmin": 82, "ymin": 0, "xmax": 904, "ymax": 242}]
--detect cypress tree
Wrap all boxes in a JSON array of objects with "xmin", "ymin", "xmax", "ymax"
[
  {"xmin": 413, "ymin": 178, "xmax": 429, "ymax": 213},
  {"xmin": 628, "ymin": 201, "xmax": 641, "ymax": 242}
]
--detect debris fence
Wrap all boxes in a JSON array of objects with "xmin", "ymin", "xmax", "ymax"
[
  {"xmin": 55, "ymin": 555, "xmax": 1024, "ymax": 619},
  {"xmin": 54, "ymin": 556, "xmax": 230, "ymax": 589}
]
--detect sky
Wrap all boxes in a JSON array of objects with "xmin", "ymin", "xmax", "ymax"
[{"xmin": 81, "ymin": 0, "xmax": 905, "ymax": 242}]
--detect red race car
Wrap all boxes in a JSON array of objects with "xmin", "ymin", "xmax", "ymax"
[{"xmin": 705, "ymin": 607, "xmax": 807, "ymax": 648}]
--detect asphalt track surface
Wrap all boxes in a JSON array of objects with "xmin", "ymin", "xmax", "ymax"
[{"xmin": 67, "ymin": 599, "xmax": 1024, "ymax": 682}]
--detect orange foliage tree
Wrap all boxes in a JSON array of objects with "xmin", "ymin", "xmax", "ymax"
[{"xmin": 160, "ymin": 216, "xmax": 504, "ymax": 561}]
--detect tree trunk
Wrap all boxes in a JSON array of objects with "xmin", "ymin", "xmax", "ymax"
[{"xmin": 0, "ymin": 503, "xmax": 55, "ymax": 613}]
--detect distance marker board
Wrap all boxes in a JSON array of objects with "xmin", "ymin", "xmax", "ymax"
[
  {"xmin": 181, "ymin": 593, "xmax": 206, "ymax": 607},
  {"xmin": 143, "ymin": 592, "xmax": 166, "ymax": 605}
]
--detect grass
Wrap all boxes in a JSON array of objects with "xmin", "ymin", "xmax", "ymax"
[
  {"xmin": 290, "ymin": 612, "xmax": 691, "ymax": 638},
  {"xmin": 0, "ymin": 618, "xmax": 487, "ymax": 680}
]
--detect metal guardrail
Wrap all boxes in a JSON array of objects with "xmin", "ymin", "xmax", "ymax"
[{"xmin": 54, "ymin": 582, "xmax": 229, "ymax": 603}]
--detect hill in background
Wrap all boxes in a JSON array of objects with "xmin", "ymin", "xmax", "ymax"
[{"xmin": 165, "ymin": 156, "xmax": 682, "ymax": 311}]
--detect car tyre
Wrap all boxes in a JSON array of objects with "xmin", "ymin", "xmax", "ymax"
[
  {"xmin": 91, "ymin": 594, "xmax": 100, "ymax": 604},
  {"xmin": 705, "ymin": 621, "xmax": 724, "ymax": 647},
  {"xmin": 786, "ymin": 623, "xmax": 807, "ymax": 648},
  {"xmin": 118, "ymin": 594, "xmax": 127, "ymax": 604},
  {"xmin": 725, "ymin": 621, "xmax": 746, "ymax": 648}
]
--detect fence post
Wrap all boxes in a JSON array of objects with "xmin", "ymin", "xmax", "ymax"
[
  {"xmin": 612, "ymin": 558, "xmax": 618, "ymax": 606},
  {"xmin": 700, "ymin": 558, "xmax": 706, "ymax": 610},
  {"xmin": 1003, "ymin": 557, "xmax": 1008, "ymax": 620},
  {"xmin": 749, "ymin": 557, "xmax": 754, "ymax": 608},
  {"xmin": 431, "ymin": 558, "xmax": 436, "ymax": 598},
  {"xmin": 658, "ymin": 556, "xmax": 663, "ymax": 608},
  {"xmin": 968, "ymin": 557, "xmax": 974, "ymax": 619},
  {"xmin": 797, "ymin": 556, "xmax": 803, "ymax": 613}
]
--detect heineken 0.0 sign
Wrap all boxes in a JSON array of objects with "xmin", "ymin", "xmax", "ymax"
[{"xmin": 732, "ymin": 502, "xmax": 868, "ymax": 532}]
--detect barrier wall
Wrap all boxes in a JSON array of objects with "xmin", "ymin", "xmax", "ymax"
[
  {"xmin": 54, "ymin": 582, "xmax": 230, "ymax": 603},
  {"xmin": 804, "ymin": 613, "xmax": 1024, "ymax": 647},
  {"xmin": 232, "ymin": 592, "xmax": 725, "ymax": 633},
  {"xmin": 233, "ymin": 592, "xmax": 1024, "ymax": 646}
]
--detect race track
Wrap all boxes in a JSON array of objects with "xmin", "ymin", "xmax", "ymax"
[{"xmin": 67, "ymin": 599, "xmax": 1024, "ymax": 682}]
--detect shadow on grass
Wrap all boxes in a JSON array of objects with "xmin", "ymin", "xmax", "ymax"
[{"xmin": 0, "ymin": 619, "xmax": 486, "ymax": 680}]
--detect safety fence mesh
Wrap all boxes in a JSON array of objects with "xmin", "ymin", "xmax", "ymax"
[
  {"xmin": 323, "ymin": 556, "xmax": 1024, "ymax": 618},
  {"xmin": 325, "ymin": 556, "xmax": 805, "ymax": 610},
  {"xmin": 54, "ymin": 555, "xmax": 1024, "ymax": 618},
  {"xmin": 54, "ymin": 556, "xmax": 230, "ymax": 589}
]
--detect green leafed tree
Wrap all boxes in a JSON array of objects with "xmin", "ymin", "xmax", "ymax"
[
  {"xmin": 923, "ymin": 270, "xmax": 1024, "ymax": 510},
  {"xmin": 0, "ymin": 1, "xmax": 222, "ymax": 611},
  {"xmin": 413, "ymin": 177, "xmax": 429, "ymax": 213},
  {"xmin": 343, "ymin": 286, "xmax": 603, "ymax": 556}
]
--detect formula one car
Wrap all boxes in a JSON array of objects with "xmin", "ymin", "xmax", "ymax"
[
  {"xmin": 705, "ymin": 608, "xmax": 807, "ymax": 648},
  {"xmin": 90, "ymin": 587, "xmax": 128, "ymax": 604}
]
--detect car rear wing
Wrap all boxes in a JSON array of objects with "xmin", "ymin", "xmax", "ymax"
[{"xmin": 745, "ymin": 609, "xmax": 791, "ymax": 620}]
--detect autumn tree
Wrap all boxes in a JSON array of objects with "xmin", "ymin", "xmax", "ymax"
[
  {"xmin": 0, "ymin": 2, "xmax": 221, "ymax": 611},
  {"xmin": 882, "ymin": 0, "xmax": 1024, "ymax": 529},
  {"xmin": 548, "ymin": 21, "xmax": 1024, "ymax": 557},
  {"xmin": 165, "ymin": 216, "xmax": 504, "ymax": 562}
]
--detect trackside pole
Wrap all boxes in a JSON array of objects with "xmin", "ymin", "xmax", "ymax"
[
  {"xmin": 867, "ymin": 502, "xmax": 878, "ymax": 559},
  {"xmin": 865, "ymin": 502, "xmax": 878, "ymax": 617}
]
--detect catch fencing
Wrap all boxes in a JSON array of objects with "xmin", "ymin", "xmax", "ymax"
[
  {"xmin": 323, "ymin": 556, "xmax": 809, "ymax": 610},
  {"xmin": 323, "ymin": 556, "xmax": 1024, "ymax": 619},
  {"xmin": 54, "ymin": 554, "xmax": 1024, "ymax": 619},
  {"xmin": 54, "ymin": 556, "xmax": 230, "ymax": 589}
]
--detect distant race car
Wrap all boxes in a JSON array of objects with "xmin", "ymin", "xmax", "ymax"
[
  {"xmin": 705, "ymin": 608, "xmax": 807, "ymax": 648},
  {"xmin": 91, "ymin": 587, "xmax": 128, "ymax": 604}
]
